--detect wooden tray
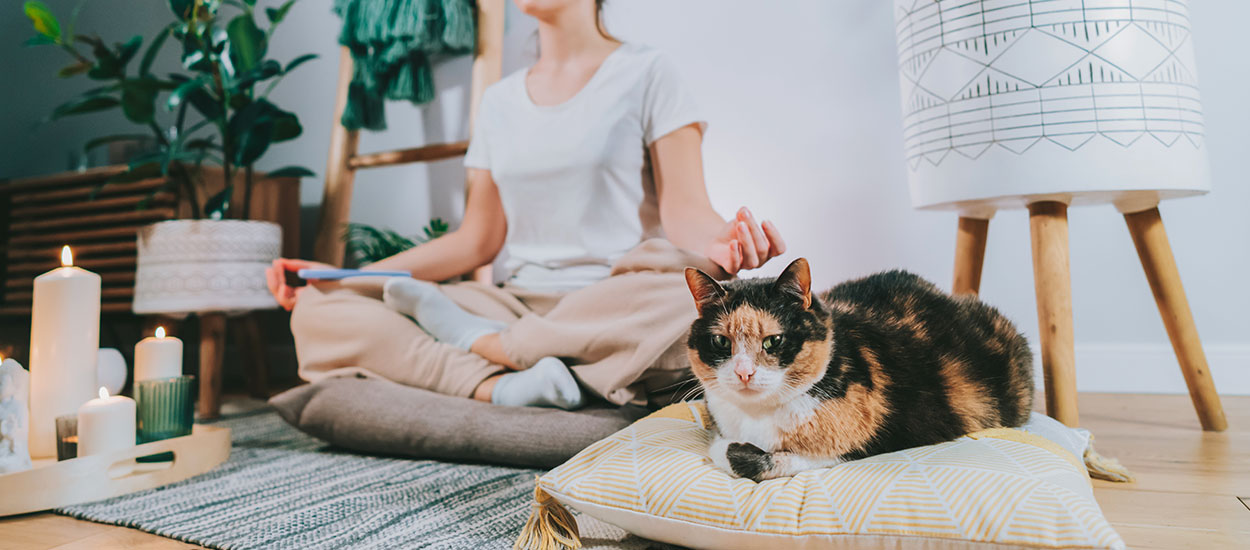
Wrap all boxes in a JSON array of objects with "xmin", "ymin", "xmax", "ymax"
[{"xmin": 0, "ymin": 425, "xmax": 231, "ymax": 516}]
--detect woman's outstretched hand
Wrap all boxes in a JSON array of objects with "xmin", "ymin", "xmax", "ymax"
[
  {"xmin": 705, "ymin": 207, "xmax": 786, "ymax": 276},
  {"xmin": 265, "ymin": 258, "xmax": 332, "ymax": 311}
]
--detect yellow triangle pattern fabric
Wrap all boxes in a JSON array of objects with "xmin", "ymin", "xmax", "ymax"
[{"xmin": 541, "ymin": 403, "xmax": 1125, "ymax": 549}]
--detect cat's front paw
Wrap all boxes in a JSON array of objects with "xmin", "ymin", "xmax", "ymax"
[{"xmin": 726, "ymin": 442, "xmax": 773, "ymax": 482}]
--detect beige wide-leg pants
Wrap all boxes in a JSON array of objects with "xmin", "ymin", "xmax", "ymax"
[{"xmin": 290, "ymin": 239, "xmax": 723, "ymax": 407}]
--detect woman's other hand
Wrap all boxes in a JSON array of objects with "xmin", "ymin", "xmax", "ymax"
[
  {"xmin": 265, "ymin": 258, "xmax": 331, "ymax": 311},
  {"xmin": 705, "ymin": 207, "xmax": 786, "ymax": 276}
]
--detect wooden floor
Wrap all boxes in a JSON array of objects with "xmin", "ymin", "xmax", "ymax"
[{"xmin": 2, "ymin": 393, "xmax": 1247, "ymax": 549}]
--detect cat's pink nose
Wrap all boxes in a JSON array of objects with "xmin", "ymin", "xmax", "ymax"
[{"xmin": 734, "ymin": 365, "xmax": 755, "ymax": 384}]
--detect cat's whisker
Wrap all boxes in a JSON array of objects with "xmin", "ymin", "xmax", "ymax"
[
  {"xmin": 678, "ymin": 385, "xmax": 705, "ymax": 403},
  {"xmin": 666, "ymin": 378, "xmax": 707, "ymax": 403},
  {"xmin": 651, "ymin": 376, "xmax": 701, "ymax": 394}
]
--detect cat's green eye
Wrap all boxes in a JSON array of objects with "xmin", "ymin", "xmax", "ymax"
[
  {"xmin": 711, "ymin": 335, "xmax": 730, "ymax": 350},
  {"xmin": 763, "ymin": 335, "xmax": 785, "ymax": 351}
]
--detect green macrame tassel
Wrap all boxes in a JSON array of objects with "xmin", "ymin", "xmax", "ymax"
[{"xmin": 333, "ymin": 0, "xmax": 476, "ymax": 131}]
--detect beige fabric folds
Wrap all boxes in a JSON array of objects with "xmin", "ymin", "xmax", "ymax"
[{"xmin": 290, "ymin": 239, "xmax": 721, "ymax": 406}]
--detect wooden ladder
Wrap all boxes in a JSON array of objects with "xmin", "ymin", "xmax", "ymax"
[{"xmin": 312, "ymin": 0, "xmax": 506, "ymax": 268}]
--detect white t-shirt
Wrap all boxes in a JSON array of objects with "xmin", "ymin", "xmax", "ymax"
[{"xmin": 464, "ymin": 43, "xmax": 705, "ymax": 291}]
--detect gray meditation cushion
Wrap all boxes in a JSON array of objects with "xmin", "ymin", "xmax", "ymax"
[{"xmin": 269, "ymin": 376, "xmax": 649, "ymax": 469}]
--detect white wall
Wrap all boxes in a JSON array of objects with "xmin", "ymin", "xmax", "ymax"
[{"xmin": 5, "ymin": 1, "xmax": 1246, "ymax": 394}]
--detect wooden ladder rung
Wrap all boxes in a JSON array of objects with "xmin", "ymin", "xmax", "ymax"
[{"xmin": 348, "ymin": 141, "xmax": 469, "ymax": 169}]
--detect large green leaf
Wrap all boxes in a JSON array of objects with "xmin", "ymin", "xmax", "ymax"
[
  {"xmin": 50, "ymin": 95, "xmax": 119, "ymax": 120},
  {"xmin": 234, "ymin": 119, "xmax": 274, "ymax": 165},
  {"xmin": 140, "ymin": 24, "xmax": 176, "ymax": 75},
  {"xmin": 23, "ymin": 1, "xmax": 60, "ymax": 41},
  {"xmin": 117, "ymin": 35, "xmax": 143, "ymax": 68},
  {"xmin": 226, "ymin": 98, "xmax": 304, "ymax": 166},
  {"xmin": 283, "ymin": 53, "xmax": 317, "ymax": 74},
  {"xmin": 226, "ymin": 15, "xmax": 265, "ymax": 74},
  {"xmin": 266, "ymin": 0, "xmax": 295, "ymax": 24},
  {"xmin": 270, "ymin": 110, "xmax": 301, "ymax": 142},
  {"xmin": 120, "ymin": 80, "xmax": 160, "ymax": 123},
  {"xmin": 265, "ymin": 165, "xmax": 314, "ymax": 178},
  {"xmin": 234, "ymin": 59, "xmax": 281, "ymax": 89}
]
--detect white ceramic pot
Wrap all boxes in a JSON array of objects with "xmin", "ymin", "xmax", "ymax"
[{"xmin": 133, "ymin": 220, "xmax": 281, "ymax": 314}]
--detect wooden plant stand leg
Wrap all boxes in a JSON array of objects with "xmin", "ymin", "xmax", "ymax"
[
  {"xmin": 237, "ymin": 313, "xmax": 270, "ymax": 399},
  {"xmin": 198, "ymin": 312, "xmax": 228, "ymax": 419},
  {"xmin": 1028, "ymin": 201, "xmax": 1079, "ymax": 427},
  {"xmin": 1124, "ymin": 207, "xmax": 1227, "ymax": 431},
  {"xmin": 953, "ymin": 217, "xmax": 990, "ymax": 295}
]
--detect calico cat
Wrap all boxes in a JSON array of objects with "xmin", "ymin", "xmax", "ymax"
[{"xmin": 684, "ymin": 258, "xmax": 1033, "ymax": 482}]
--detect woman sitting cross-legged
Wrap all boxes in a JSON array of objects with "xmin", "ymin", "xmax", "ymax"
[{"xmin": 266, "ymin": 0, "xmax": 785, "ymax": 409}]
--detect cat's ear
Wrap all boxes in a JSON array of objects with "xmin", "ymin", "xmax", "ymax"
[
  {"xmin": 774, "ymin": 257, "xmax": 812, "ymax": 309},
  {"xmin": 685, "ymin": 267, "xmax": 726, "ymax": 312}
]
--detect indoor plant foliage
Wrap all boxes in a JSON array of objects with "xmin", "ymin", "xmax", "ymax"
[
  {"xmin": 343, "ymin": 218, "xmax": 448, "ymax": 265},
  {"xmin": 23, "ymin": 0, "xmax": 316, "ymax": 313},
  {"xmin": 23, "ymin": 0, "xmax": 316, "ymax": 220}
]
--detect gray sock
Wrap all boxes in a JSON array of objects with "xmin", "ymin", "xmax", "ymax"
[
  {"xmin": 382, "ymin": 277, "xmax": 507, "ymax": 350},
  {"xmin": 491, "ymin": 357, "xmax": 584, "ymax": 410}
]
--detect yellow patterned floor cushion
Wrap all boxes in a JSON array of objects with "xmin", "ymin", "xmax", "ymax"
[{"xmin": 518, "ymin": 402, "xmax": 1125, "ymax": 550}]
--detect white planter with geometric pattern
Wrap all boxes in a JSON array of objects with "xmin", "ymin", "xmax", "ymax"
[
  {"xmin": 133, "ymin": 220, "xmax": 281, "ymax": 315},
  {"xmin": 892, "ymin": 0, "xmax": 1210, "ymax": 216}
]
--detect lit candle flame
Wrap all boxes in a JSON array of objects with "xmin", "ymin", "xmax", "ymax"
[
  {"xmin": 156, "ymin": 326, "xmax": 166, "ymax": 339},
  {"xmin": 99, "ymin": 387, "xmax": 109, "ymax": 399},
  {"xmin": 61, "ymin": 245, "xmax": 73, "ymax": 267}
]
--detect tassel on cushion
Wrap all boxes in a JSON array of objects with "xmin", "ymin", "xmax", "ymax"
[
  {"xmin": 1084, "ymin": 437, "xmax": 1135, "ymax": 483},
  {"xmin": 514, "ymin": 479, "xmax": 581, "ymax": 550}
]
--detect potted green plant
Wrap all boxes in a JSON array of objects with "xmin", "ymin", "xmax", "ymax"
[{"xmin": 23, "ymin": 0, "xmax": 316, "ymax": 313}]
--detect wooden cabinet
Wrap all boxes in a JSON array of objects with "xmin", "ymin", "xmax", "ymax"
[{"xmin": 0, "ymin": 166, "xmax": 300, "ymax": 316}]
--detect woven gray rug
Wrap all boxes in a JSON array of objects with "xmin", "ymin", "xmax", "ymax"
[{"xmin": 56, "ymin": 408, "xmax": 666, "ymax": 550}]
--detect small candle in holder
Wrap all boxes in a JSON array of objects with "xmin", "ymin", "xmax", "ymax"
[
  {"xmin": 55, "ymin": 415, "xmax": 78, "ymax": 461},
  {"xmin": 77, "ymin": 387, "xmax": 135, "ymax": 458},
  {"xmin": 136, "ymin": 375, "xmax": 195, "ymax": 443},
  {"xmin": 134, "ymin": 326, "xmax": 182, "ymax": 382}
]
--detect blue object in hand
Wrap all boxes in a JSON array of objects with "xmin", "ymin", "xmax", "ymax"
[{"xmin": 297, "ymin": 268, "xmax": 412, "ymax": 280}]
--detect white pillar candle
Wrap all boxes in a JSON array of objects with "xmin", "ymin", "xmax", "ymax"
[
  {"xmin": 77, "ymin": 387, "xmax": 135, "ymax": 458},
  {"xmin": 29, "ymin": 246, "xmax": 101, "ymax": 458},
  {"xmin": 134, "ymin": 327, "xmax": 183, "ymax": 382}
]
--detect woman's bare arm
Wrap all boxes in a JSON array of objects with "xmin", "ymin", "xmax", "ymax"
[
  {"xmin": 651, "ymin": 124, "xmax": 785, "ymax": 274},
  {"xmin": 366, "ymin": 168, "xmax": 508, "ymax": 281}
]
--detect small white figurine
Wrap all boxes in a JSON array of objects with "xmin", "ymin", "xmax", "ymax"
[{"xmin": 0, "ymin": 356, "xmax": 32, "ymax": 473}]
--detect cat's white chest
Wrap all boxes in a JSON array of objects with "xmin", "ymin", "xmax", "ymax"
[{"xmin": 707, "ymin": 395, "xmax": 820, "ymax": 452}]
